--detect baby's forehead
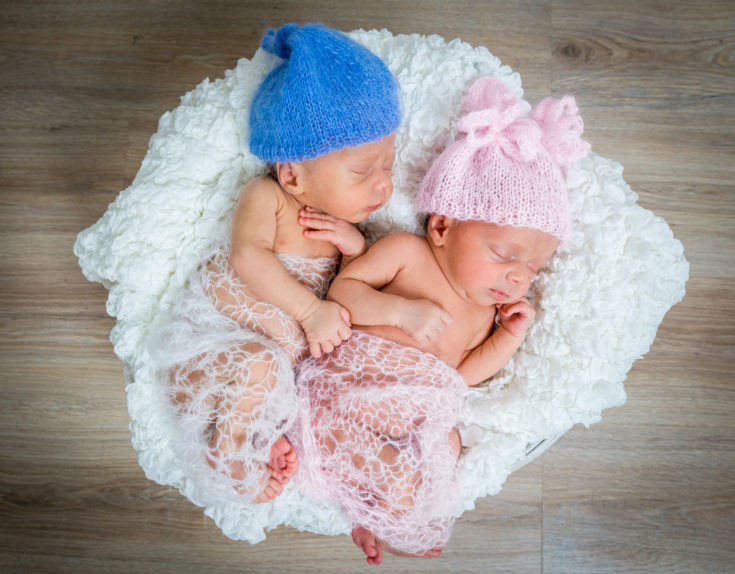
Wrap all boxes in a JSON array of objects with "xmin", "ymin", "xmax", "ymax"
[
  {"xmin": 461, "ymin": 221, "xmax": 559, "ymax": 255},
  {"xmin": 335, "ymin": 135, "xmax": 396, "ymax": 162}
]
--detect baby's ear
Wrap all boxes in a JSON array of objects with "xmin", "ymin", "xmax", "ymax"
[
  {"xmin": 427, "ymin": 214, "xmax": 456, "ymax": 246},
  {"xmin": 276, "ymin": 162, "xmax": 306, "ymax": 196}
]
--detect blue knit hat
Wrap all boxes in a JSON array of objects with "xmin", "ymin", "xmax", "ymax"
[{"xmin": 249, "ymin": 24, "xmax": 402, "ymax": 163}]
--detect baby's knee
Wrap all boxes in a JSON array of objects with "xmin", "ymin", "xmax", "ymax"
[
  {"xmin": 448, "ymin": 427, "xmax": 461, "ymax": 459},
  {"xmin": 230, "ymin": 342, "xmax": 283, "ymax": 393}
]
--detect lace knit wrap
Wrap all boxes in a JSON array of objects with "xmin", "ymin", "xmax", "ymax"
[
  {"xmin": 416, "ymin": 77, "xmax": 591, "ymax": 241},
  {"xmin": 291, "ymin": 330, "xmax": 469, "ymax": 555},
  {"xmin": 146, "ymin": 242, "xmax": 338, "ymax": 505}
]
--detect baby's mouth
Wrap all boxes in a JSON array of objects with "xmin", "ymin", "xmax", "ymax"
[
  {"xmin": 490, "ymin": 289, "xmax": 508, "ymax": 301},
  {"xmin": 367, "ymin": 201, "xmax": 385, "ymax": 213}
]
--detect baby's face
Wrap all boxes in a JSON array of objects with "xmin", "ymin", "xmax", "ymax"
[
  {"xmin": 297, "ymin": 134, "xmax": 396, "ymax": 223},
  {"xmin": 438, "ymin": 220, "xmax": 559, "ymax": 306}
]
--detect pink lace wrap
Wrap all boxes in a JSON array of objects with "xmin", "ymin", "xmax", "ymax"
[
  {"xmin": 291, "ymin": 330, "xmax": 469, "ymax": 555},
  {"xmin": 147, "ymin": 241, "xmax": 338, "ymax": 504}
]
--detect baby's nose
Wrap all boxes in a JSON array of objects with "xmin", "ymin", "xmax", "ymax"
[
  {"xmin": 506, "ymin": 263, "xmax": 528, "ymax": 285},
  {"xmin": 375, "ymin": 172, "xmax": 393, "ymax": 200}
]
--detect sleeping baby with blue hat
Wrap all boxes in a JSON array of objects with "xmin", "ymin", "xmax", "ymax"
[{"xmin": 147, "ymin": 23, "xmax": 401, "ymax": 504}]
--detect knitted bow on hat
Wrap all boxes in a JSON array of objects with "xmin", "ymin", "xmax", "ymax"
[
  {"xmin": 457, "ymin": 77, "xmax": 589, "ymax": 166},
  {"xmin": 416, "ymin": 77, "xmax": 590, "ymax": 241}
]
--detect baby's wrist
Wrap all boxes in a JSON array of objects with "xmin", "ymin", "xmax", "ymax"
[
  {"xmin": 296, "ymin": 296, "xmax": 321, "ymax": 323},
  {"xmin": 393, "ymin": 297, "xmax": 413, "ymax": 330},
  {"xmin": 496, "ymin": 322, "xmax": 527, "ymax": 340},
  {"xmin": 340, "ymin": 236, "xmax": 367, "ymax": 258}
]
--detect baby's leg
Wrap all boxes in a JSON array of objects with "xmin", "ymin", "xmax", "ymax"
[
  {"xmin": 310, "ymin": 407, "xmax": 415, "ymax": 514},
  {"xmin": 207, "ymin": 341, "xmax": 298, "ymax": 500},
  {"xmin": 352, "ymin": 429, "xmax": 462, "ymax": 565},
  {"xmin": 310, "ymin": 361, "xmax": 438, "ymax": 440},
  {"xmin": 449, "ymin": 427, "xmax": 462, "ymax": 459},
  {"xmin": 171, "ymin": 340, "xmax": 297, "ymax": 503},
  {"xmin": 336, "ymin": 389, "xmax": 431, "ymax": 439},
  {"xmin": 312, "ymin": 411, "xmax": 426, "ymax": 538}
]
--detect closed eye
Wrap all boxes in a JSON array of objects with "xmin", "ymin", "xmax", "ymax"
[{"xmin": 490, "ymin": 248, "xmax": 512, "ymax": 262}]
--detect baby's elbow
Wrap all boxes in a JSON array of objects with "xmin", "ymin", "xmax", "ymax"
[
  {"xmin": 228, "ymin": 247, "xmax": 247, "ymax": 277},
  {"xmin": 229, "ymin": 242, "xmax": 264, "ymax": 279},
  {"xmin": 326, "ymin": 277, "xmax": 347, "ymax": 304},
  {"xmin": 458, "ymin": 365, "xmax": 479, "ymax": 387}
]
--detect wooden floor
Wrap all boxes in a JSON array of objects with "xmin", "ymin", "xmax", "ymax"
[{"xmin": 1, "ymin": 1, "xmax": 733, "ymax": 572}]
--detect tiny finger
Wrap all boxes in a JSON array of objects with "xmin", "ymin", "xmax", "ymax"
[
  {"xmin": 338, "ymin": 307, "xmax": 352, "ymax": 326},
  {"xmin": 303, "ymin": 229, "xmax": 334, "ymax": 241},
  {"xmin": 301, "ymin": 217, "xmax": 335, "ymax": 231},
  {"xmin": 301, "ymin": 208, "xmax": 335, "ymax": 223},
  {"xmin": 339, "ymin": 325, "xmax": 352, "ymax": 341}
]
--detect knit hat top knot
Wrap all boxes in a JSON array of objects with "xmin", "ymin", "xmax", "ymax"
[
  {"xmin": 416, "ymin": 77, "xmax": 590, "ymax": 241},
  {"xmin": 249, "ymin": 23, "xmax": 402, "ymax": 163},
  {"xmin": 260, "ymin": 23, "xmax": 298, "ymax": 59}
]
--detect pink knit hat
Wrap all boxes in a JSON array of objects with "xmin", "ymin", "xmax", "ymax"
[{"xmin": 416, "ymin": 77, "xmax": 590, "ymax": 240}]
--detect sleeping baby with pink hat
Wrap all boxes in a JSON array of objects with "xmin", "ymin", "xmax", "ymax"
[{"xmin": 289, "ymin": 76, "xmax": 590, "ymax": 564}]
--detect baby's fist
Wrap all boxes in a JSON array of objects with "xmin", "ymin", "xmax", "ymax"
[
  {"xmin": 497, "ymin": 298, "xmax": 535, "ymax": 337},
  {"xmin": 398, "ymin": 298, "xmax": 452, "ymax": 345},
  {"xmin": 300, "ymin": 300, "xmax": 352, "ymax": 358}
]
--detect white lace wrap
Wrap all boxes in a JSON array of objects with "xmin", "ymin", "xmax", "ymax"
[
  {"xmin": 146, "ymin": 239, "xmax": 338, "ymax": 506},
  {"xmin": 73, "ymin": 29, "xmax": 689, "ymax": 543}
]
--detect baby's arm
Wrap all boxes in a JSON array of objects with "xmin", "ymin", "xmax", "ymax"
[
  {"xmin": 457, "ymin": 298, "xmax": 535, "ymax": 387},
  {"xmin": 328, "ymin": 233, "xmax": 451, "ymax": 345},
  {"xmin": 230, "ymin": 179, "xmax": 351, "ymax": 358}
]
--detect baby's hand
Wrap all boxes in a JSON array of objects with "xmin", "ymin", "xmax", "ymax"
[
  {"xmin": 299, "ymin": 207, "xmax": 367, "ymax": 258},
  {"xmin": 397, "ymin": 298, "xmax": 452, "ymax": 345},
  {"xmin": 496, "ymin": 298, "xmax": 535, "ymax": 337},
  {"xmin": 300, "ymin": 300, "xmax": 352, "ymax": 358}
]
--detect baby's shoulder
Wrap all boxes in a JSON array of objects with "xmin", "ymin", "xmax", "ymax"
[
  {"xmin": 377, "ymin": 231, "xmax": 433, "ymax": 262},
  {"xmin": 372, "ymin": 231, "xmax": 426, "ymax": 252},
  {"xmin": 240, "ymin": 175, "xmax": 282, "ymax": 201},
  {"xmin": 234, "ymin": 176, "xmax": 289, "ymax": 219}
]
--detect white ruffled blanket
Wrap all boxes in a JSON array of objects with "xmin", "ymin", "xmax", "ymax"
[{"xmin": 74, "ymin": 29, "xmax": 689, "ymax": 543}]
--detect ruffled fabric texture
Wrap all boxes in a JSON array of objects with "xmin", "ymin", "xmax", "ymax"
[{"xmin": 74, "ymin": 29, "xmax": 689, "ymax": 543}]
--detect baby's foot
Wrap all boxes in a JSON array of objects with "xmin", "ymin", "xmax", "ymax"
[
  {"xmin": 252, "ymin": 468, "xmax": 286, "ymax": 503},
  {"xmin": 207, "ymin": 431, "xmax": 292, "ymax": 503},
  {"xmin": 267, "ymin": 436, "xmax": 298, "ymax": 483},
  {"xmin": 251, "ymin": 437, "xmax": 298, "ymax": 503},
  {"xmin": 351, "ymin": 526, "xmax": 444, "ymax": 565},
  {"xmin": 352, "ymin": 527, "xmax": 384, "ymax": 566}
]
